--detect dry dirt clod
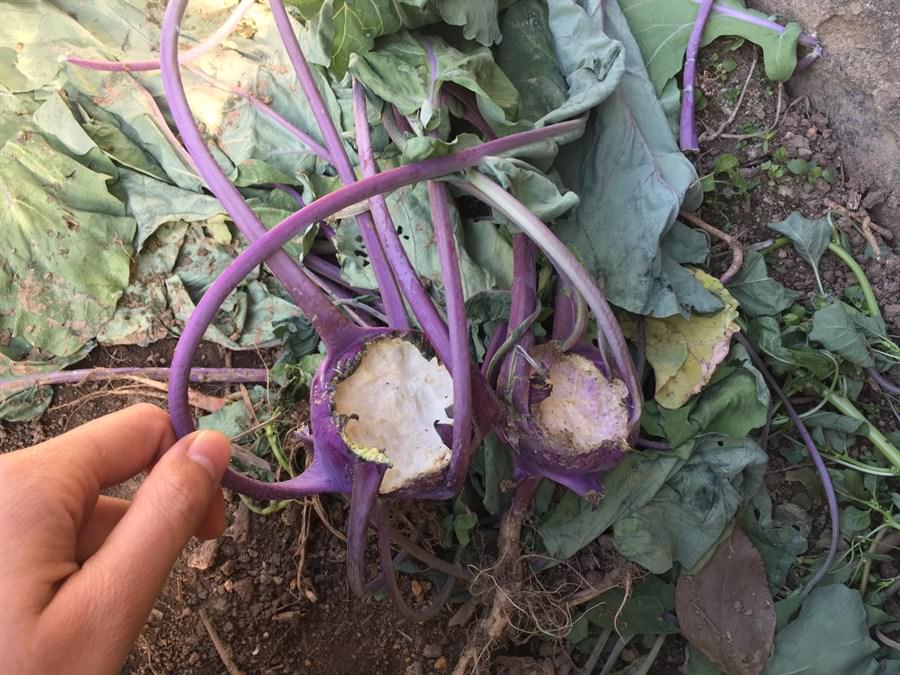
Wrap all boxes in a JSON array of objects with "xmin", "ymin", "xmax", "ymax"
[{"xmin": 187, "ymin": 539, "xmax": 220, "ymax": 571}]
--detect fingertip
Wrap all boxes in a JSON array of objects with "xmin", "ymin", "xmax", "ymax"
[{"xmin": 184, "ymin": 430, "xmax": 232, "ymax": 482}]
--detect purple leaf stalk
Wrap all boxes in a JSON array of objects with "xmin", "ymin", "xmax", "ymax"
[
  {"xmin": 163, "ymin": 0, "xmax": 580, "ymax": 611},
  {"xmin": 735, "ymin": 333, "xmax": 838, "ymax": 595},
  {"xmin": 680, "ymin": 0, "xmax": 823, "ymax": 152}
]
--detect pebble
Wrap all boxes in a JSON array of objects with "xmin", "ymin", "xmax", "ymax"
[
  {"xmin": 423, "ymin": 643, "xmax": 442, "ymax": 659},
  {"xmin": 188, "ymin": 653, "xmax": 200, "ymax": 666},
  {"xmin": 433, "ymin": 656, "xmax": 448, "ymax": 671},
  {"xmin": 233, "ymin": 578, "xmax": 255, "ymax": 603}
]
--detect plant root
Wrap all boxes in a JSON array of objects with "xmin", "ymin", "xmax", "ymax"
[{"xmin": 679, "ymin": 210, "xmax": 744, "ymax": 283}]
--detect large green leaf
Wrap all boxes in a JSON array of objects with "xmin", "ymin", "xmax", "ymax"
[
  {"xmin": 762, "ymin": 585, "xmax": 880, "ymax": 675},
  {"xmin": 620, "ymin": 0, "xmax": 803, "ymax": 94},
  {"xmin": 809, "ymin": 301, "xmax": 874, "ymax": 368},
  {"xmin": 539, "ymin": 446, "xmax": 689, "ymax": 560},
  {"xmin": 433, "ymin": 0, "xmax": 502, "ymax": 46},
  {"xmin": 726, "ymin": 251, "xmax": 800, "ymax": 317},
  {"xmin": 641, "ymin": 357, "xmax": 770, "ymax": 448},
  {"xmin": 613, "ymin": 435, "xmax": 767, "ymax": 573},
  {"xmin": 553, "ymin": 0, "xmax": 719, "ymax": 317},
  {"xmin": 0, "ymin": 126, "xmax": 135, "ymax": 357},
  {"xmin": 497, "ymin": 0, "xmax": 625, "ymax": 127}
]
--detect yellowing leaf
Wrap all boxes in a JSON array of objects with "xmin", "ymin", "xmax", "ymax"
[{"xmin": 641, "ymin": 270, "xmax": 739, "ymax": 409}]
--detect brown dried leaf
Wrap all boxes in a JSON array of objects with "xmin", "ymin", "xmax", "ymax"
[{"xmin": 675, "ymin": 527, "xmax": 775, "ymax": 675}]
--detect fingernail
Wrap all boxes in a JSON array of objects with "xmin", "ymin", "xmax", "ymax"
[{"xmin": 186, "ymin": 431, "xmax": 224, "ymax": 480}]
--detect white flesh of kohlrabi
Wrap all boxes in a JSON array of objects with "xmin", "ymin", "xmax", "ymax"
[
  {"xmin": 531, "ymin": 344, "xmax": 630, "ymax": 454},
  {"xmin": 333, "ymin": 337, "xmax": 454, "ymax": 493}
]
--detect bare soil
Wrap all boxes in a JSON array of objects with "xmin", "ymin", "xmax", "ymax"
[{"xmin": 2, "ymin": 43, "xmax": 898, "ymax": 675}]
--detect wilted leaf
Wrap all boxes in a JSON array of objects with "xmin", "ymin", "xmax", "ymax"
[
  {"xmin": 632, "ymin": 270, "xmax": 740, "ymax": 409},
  {"xmin": 762, "ymin": 585, "xmax": 879, "ymax": 675},
  {"xmin": 768, "ymin": 212, "xmax": 832, "ymax": 284},
  {"xmin": 676, "ymin": 527, "xmax": 775, "ymax": 675},
  {"xmin": 620, "ymin": 0, "xmax": 802, "ymax": 93},
  {"xmin": 726, "ymin": 251, "xmax": 800, "ymax": 317},
  {"xmin": 613, "ymin": 436, "xmax": 767, "ymax": 574},
  {"xmin": 554, "ymin": 0, "xmax": 719, "ymax": 318},
  {"xmin": 742, "ymin": 484, "xmax": 808, "ymax": 590},
  {"xmin": 809, "ymin": 301, "xmax": 873, "ymax": 367},
  {"xmin": 0, "ymin": 126, "xmax": 135, "ymax": 357},
  {"xmin": 433, "ymin": 0, "xmax": 502, "ymax": 46}
]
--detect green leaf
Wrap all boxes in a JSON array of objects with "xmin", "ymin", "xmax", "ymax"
[
  {"xmin": 554, "ymin": 0, "xmax": 719, "ymax": 317},
  {"xmin": 768, "ymin": 212, "xmax": 832, "ymax": 283},
  {"xmin": 433, "ymin": 0, "xmax": 502, "ymax": 46},
  {"xmin": 582, "ymin": 576, "xmax": 680, "ymax": 636},
  {"xmin": 745, "ymin": 316, "xmax": 836, "ymax": 380},
  {"xmin": 620, "ymin": 0, "xmax": 802, "ymax": 94},
  {"xmin": 714, "ymin": 153, "xmax": 740, "ymax": 174},
  {"xmin": 477, "ymin": 156, "xmax": 580, "ymax": 223},
  {"xmin": 641, "ymin": 358, "xmax": 770, "ymax": 448},
  {"xmin": 809, "ymin": 301, "xmax": 874, "ymax": 367},
  {"xmin": 613, "ymin": 435, "xmax": 767, "ymax": 573},
  {"xmin": 333, "ymin": 181, "xmax": 496, "ymax": 300},
  {"xmin": 539, "ymin": 447, "xmax": 688, "ymax": 560},
  {"xmin": 349, "ymin": 31, "xmax": 519, "ymax": 133},
  {"xmin": 726, "ymin": 251, "xmax": 801, "ymax": 317},
  {"xmin": 787, "ymin": 158, "xmax": 810, "ymax": 175},
  {"xmin": 742, "ymin": 483, "xmax": 808, "ymax": 590},
  {"xmin": 763, "ymin": 585, "xmax": 880, "ymax": 675},
  {"xmin": 0, "ymin": 127, "xmax": 135, "ymax": 357}
]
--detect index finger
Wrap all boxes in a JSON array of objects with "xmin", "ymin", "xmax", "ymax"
[{"xmin": 27, "ymin": 403, "xmax": 178, "ymax": 491}]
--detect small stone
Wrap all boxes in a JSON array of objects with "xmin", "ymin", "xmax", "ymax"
[
  {"xmin": 222, "ymin": 621, "xmax": 234, "ymax": 634},
  {"xmin": 423, "ymin": 643, "xmax": 442, "ymax": 659},
  {"xmin": 433, "ymin": 656, "xmax": 448, "ymax": 671},
  {"xmin": 224, "ymin": 579, "xmax": 235, "ymax": 593},
  {"xmin": 150, "ymin": 608, "xmax": 164, "ymax": 622},
  {"xmin": 805, "ymin": 127, "xmax": 818, "ymax": 139},
  {"xmin": 863, "ymin": 190, "xmax": 887, "ymax": 210},
  {"xmin": 188, "ymin": 653, "xmax": 200, "ymax": 666},
  {"xmin": 187, "ymin": 539, "xmax": 220, "ymax": 571},
  {"xmin": 410, "ymin": 580, "xmax": 424, "ymax": 599},
  {"xmin": 233, "ymin": 578, "xmax": 255, "ymax": 603}
]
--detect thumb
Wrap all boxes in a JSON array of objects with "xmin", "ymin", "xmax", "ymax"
[{"xmin": 60, "ymin": 431, "xmax": 231, "ymax": 647}]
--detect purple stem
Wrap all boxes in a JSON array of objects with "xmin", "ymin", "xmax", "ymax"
[
  {"xmin": 185, "ymin": 65, "xmax": 332, "ymax": 162},
  {"xmin": 680, "ymin": 0, "xmax": 715, "ymax": 152},
  {"xmin": 0, "ymin": 367, "xmax": 268, "ymax": 391},
  {"xmin": 868, "ymin": 367, "xmax": 900, "ymax": 396},
  {"xmin": 160, "ymin": 0, "xmax": 352, "ymax": 346},
  {"xmin": 272, "ymin": 183, "xmax": 306, "ymax": 207},
  {"xmin": 346, "ymin": 462, "xmax": 387, "ymax": 597},
  {"xmin": 695, "ymin": 0, "xmax": 820, "ymax": 49},
  {"xmin": 735, "ymin": 333, "xmax": 838, "ymax": 596},
  {"xmin": 165, "ymin": 119, "xmax": 584, "ymax": 438},
  {"xmin": 481, "ymin": 321, "xmax": 510, "ymax": 383},
  {"xmin": 66, "ymin": 0, "xmax": 256, "ymax": 72},
  {"xmin": 393, "ymin": 106, "xmax": 415, "ymax": 135},
  {"xmin": 269, "ymin": 0, "xmax": 408, "ymax": 330},
  {"xmin": 445, "ymin": 83, "xmax": 497, "ymax": 140},
  {"xmin": 375, "ymin": 503, "xmax": 457, "ymax": 622},
  {"xmin": 428, "ymin": 181, "xmax": 476, "ymax": 488},
  {"xmin": 452, "ymin": 173, "xmax": 641, "ymax": 429},
  {"xmin": 353, "ymin": 83, "xmax": 453, "ymax": 362},
  {"xmin": 503, "ymin": 235, "xmax": 538, "ymax": 414},
  {"xmin": 552, "ymin": 275, "xmax": 588, "ymax": 351}
]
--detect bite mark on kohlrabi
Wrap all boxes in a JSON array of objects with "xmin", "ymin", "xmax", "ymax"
[
  {"xmin": 333, "ymin": 337, "xmax": 454, "ymax": 493},
  {"xmin": 531, "ymin": 343, "xmax": 630, "ymax": 456}
]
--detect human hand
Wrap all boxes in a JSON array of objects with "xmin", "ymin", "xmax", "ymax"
[{"xmin": 0, "ymin": 404, "xmax": 232, "ymax": 674}]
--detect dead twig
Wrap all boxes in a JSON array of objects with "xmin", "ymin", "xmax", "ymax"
[
  {"xmin": 824, "ymin": 198, "xmax": 890, "ymax": 257},
  {"xmin": 700, "ymin": 51, "xmax": 758, "ymax": 143},
  {"xmin": 679, "ymin": 210, "xmax": 744, "ymax": 283},
  {"xmin": 199, "ymin": 608, "xmax": 245, "ymax": 675}
]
